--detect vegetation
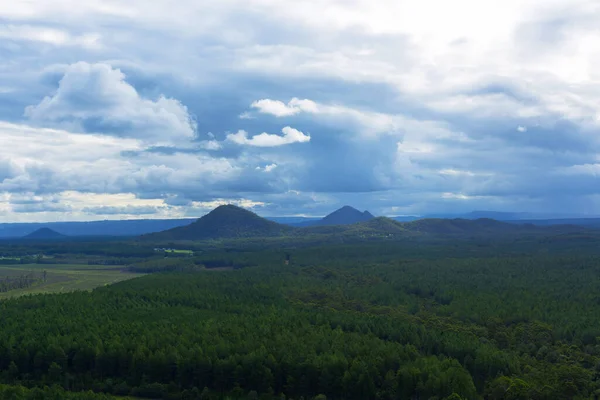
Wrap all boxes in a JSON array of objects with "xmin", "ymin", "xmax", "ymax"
[
  {"xmin": 0, "ymin": 384, "xmax": 116, "ymax": 399},
  {"xmin": 0, "ymin": 264, "xmax": 142, "ymax": 299},
  {"xmin": 0, "ymin": 271, "xmax": 41, "ymax": 293},
  {"xmin": 0, "ymin": 235, "xmax": 599, "ymax": 399}
]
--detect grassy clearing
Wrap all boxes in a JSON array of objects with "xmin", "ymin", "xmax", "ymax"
[
  {"xmin": 166, "ymin": 250, "xmax": 194, "ymax": 255},
  {"xmin": 0, "ymin": 264, "xmax": 144, "ymax": 299},
  {"xmin": 155, "ymin": 248, "xmax": 194, "ymax": 255}
]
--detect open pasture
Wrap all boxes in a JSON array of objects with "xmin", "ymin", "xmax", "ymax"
[{"xmin": 0, "ymin": 264, "xmax": 143, "ymax": 299}]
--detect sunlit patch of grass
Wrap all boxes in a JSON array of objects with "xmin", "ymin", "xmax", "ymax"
[{"xmin": 0, "ymin": 264, "xmax": 144, "ymax": 299}]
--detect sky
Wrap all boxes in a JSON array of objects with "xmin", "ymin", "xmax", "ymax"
[{"xmin": 0, "ymin": 0, "xmax": 599, "ymax": 222}]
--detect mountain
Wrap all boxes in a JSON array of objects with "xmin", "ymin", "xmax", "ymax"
[
  {"xmin": 315, "ymin": 206, "xmax": 375, "ymax": 226},
  {"xmin": 143, "ymin": 205, "xmax": 294, "ymax": 241},
  {"xmin": 0, "ymin": 219, "xmax": 197, "ymax": 239},
  {"xmin": 23, "ymin": 228, "xmax": 66, "ymax": 240}
]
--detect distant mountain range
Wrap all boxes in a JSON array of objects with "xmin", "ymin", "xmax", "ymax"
[
  {"xmin": 2, "ymin": 208, "xmax": 600, "ymax": 240},
  {"xmin": 0, "ymin": 218, "xmax": 197, "ymax": 239},
  {"xmin": 140, "ymin": 205, "xmax": 589, "ymax": 242}
]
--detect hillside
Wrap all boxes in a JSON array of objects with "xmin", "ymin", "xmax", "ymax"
[
  {"xmin": 402, "ymin": 218, "xmax": 529, "ymax": 235},
  {"xmin": 23, "ymin": 228, "xmax": 66, "ymax": 240},
  {"xmin": 142, "ymin": 205, "xmax": 294, "ymax": 241},
  {"xmin": 400, "ymin": 218, "xmax": 587, "ymax": 236},
  {"xmin": 301, "ymin": 217, "xmax": 586, "ymax": 239},
  {"xmin": 316, "ymin": 206, "xmax": 375, "ymax": 226}
]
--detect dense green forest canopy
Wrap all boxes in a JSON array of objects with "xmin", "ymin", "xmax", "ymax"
[{"xmin": 1, "ymin": 233, "xmax": 600, "ymax": 399}]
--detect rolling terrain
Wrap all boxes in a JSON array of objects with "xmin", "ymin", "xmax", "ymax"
[{"xmin": 142, "ymin": 204, "xmax": 593, "ymax": 243}]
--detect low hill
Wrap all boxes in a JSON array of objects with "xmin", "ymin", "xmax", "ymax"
[
  {"xmin": 23, "ymin": 228, "xmax": 66, "ymax": 240},
  {"xmin": 361, "ymin": 217, "xmax": 408, "ymax": 233},
  {"xmin": 402, "ymin": 218, "xmax": 529, "ymax": 235},
  {"xmin": 316, "ymin": 206, "xmax": 375, "ymax": 226},
  {"xmin": 300, "ymin": 217, "xmax": 410, "ymax": 238},
  {"xmin": 400, "ymin": 218, "xmax": 586, "ymax": 236},
  {"xmin": 303, "ymin": 217, "xmax": 584, "ymax": 239},
  {"xmin": 142, "ymin": 205, "xmax": 293, "ymax": 241}
]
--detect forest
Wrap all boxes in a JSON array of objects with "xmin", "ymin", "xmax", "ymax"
[{"xmin": 0, "ymin": 236, "xmax": 599, "ymax": 399}]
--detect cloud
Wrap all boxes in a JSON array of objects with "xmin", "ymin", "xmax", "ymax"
[
  {"xmin": 227, "ymin": 126, "xmax": 310, "ymax": 147},
  {"xmin": 0, "ymin": 25, "xmax": 101, "ymax": 48},
  {"xmin": 24, "ymin": 62, "xmax": 197, "ymax": 145},
  {"xmin": 246, "ymin": 97, "xmax": 454, "ymax": 139},
  {"xmin": 256, "ymin": 163, "xmax": 278, "ymax": 172},
  {"xmin": 251, "ymin": 98, "xmax": 318, "ymax": 117},
  {"xmin": 239, "ymin": 112, "xmax": 255, "ymax": 119},
  {"xmin": 197, "ymin": 140, "xmax": 222, "ymax": 150},
  {"xmin": 82, "ymin": 205, "xmax": 164, "ymax": 215},
  {"xmin": 1, "ymin": 0, "xmax": 600, "ymax": 219},
  {"xmin": 0, "ymin": 122, "xmax": 287, "ymax": 216},
  {"xmin": 264, "ymin": 163, "xmax": 278, "ymax": 172}
]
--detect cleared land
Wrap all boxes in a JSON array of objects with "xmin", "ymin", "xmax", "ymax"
[
  {"xmin": 159, "ymin": 249, "xmax": 194, "ymax": 255},
  {"xmin": 0, "ymin": 264, "xmax": 143, "ymax": 299}
]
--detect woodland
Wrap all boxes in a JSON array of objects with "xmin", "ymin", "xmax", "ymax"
[{"xmin": 0, "ymin": 232, "xmax": 598, "ymax": 399}]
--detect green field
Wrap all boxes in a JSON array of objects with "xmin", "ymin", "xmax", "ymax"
[
  {"xmin": 0, "ymin": 264, "xmax": 144, "ymax": 299},
  {"xmin": 164, "ymin": 249, "xmax": 194, "ymax": 255}
]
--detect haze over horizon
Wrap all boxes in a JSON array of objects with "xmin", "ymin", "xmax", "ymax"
[{"xmin": 1, "ymin": 0, "xmax": 599, "ymax": 222}]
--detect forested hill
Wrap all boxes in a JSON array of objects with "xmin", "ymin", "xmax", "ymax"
[
  {"xmin": 403, "ymin": 217, "xmax": 537, "ymax": 235},
  {"xmin": 142, "ymin": 204, "xmax": 294, "ymax": 241},
  {"xmin": 300, "ymin": 216, "xmax": 585, "ymax": 238}
]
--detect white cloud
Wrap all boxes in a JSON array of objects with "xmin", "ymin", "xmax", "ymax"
[
  {"xmin": 256, "ymin": 163, "xmax": 278, "ymax": 172},
  {"xmin": 439, "ymin": 169, "xmax": 477, "ymax": 177},
  {"xmin": 198, "ymin": 140, "xmax": 222, "ymax": 150},
  {"xmin": 264, "ymin": 163, "xmax": 278, "ymax": 172},
  {"xmin": 238, "ymin": 112, "xmax": 255, "ymax": 119},
  {"xmin": 0, "ymin": 122, "xmax": 281, "ymax": 221},
  {"xmin": 0, "ymin": 25, "xmax": 101, "ymax": 48},
  {"xmin": 188, "ymin": 198, "xmax": 266, "ymax": 210},
  {"xmin": 251, "ymin": 98, "xmax": 318, "ymax": 117},
  {"xmin": 517, "ymin": 126, "xmax": 528, "ymax": 132},
  {"xmin": 227, "ymin": 126, "xmax": 310, "ymax": 147},
  {"xmin": 248, "ymin": 97, "xmax": 456, "ymax": 141},
  {"xmin": 25, "ymin": 62, "xmax": 197, "ymax": 145}
]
